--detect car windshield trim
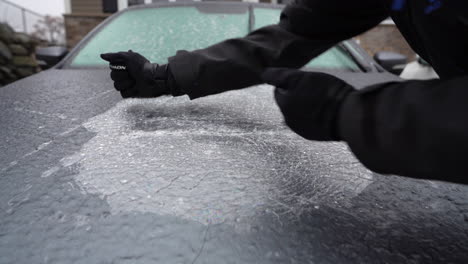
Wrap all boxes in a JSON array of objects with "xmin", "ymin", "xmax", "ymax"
[{"xmin": 339, "ymin": 41, "xmax": 378, "ymax": 72}]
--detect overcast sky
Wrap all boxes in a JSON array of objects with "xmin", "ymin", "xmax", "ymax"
[
  {"xmin": 8, "ymin": 0, "xmax": 65, "ymax": 16},
  {"xmin": 2, "ymin": 0, "xmax": 66, "ymax": 33}
]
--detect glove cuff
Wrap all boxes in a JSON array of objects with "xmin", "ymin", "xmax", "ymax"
[
  {"xmin": 166, "ymin": 64, "xmax": 185, "ymax": 96},
  {"xmin": 330, "ymin": 85, "xmax": 353, "ymax": 141},
  {"xmin": 151, "ymin": 63, "xmax": 185, "ymax": 97},
  {"xmin": 150, "ymin": 63, "xmax": 170, "ymax": 96}
]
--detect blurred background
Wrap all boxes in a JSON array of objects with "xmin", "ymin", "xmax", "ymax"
[
  {"xmin": 1, "ymin": 0, "xmax": 416, "ymax": 53},
  {"xmin": 1, "ymin": 0, "xmax": 65, "ymax": 44},
  {"xmin": 0, "ymin": 0, "xmax": 418, "ymax": 86}
]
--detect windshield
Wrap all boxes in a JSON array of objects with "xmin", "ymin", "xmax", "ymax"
[{"xmin": 70, "ymin": 5, "xmax": 360, "ymax": 71}]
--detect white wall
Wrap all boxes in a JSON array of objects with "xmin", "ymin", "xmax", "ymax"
[
  {"xmin": 117, "ymin": 0, "xmax": 128, "ymax": 10},
  {"xmin": 64, "ymin": 0, "xmax": 71, "ymax": 13}
]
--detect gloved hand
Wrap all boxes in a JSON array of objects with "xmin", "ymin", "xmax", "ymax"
[
  {"xmin": 261, "ymin": 68, "xmax": 353, "ymax": 141},
  {"xmin": 100, "ymin": 50, "xmax": 169, "ymax": 98}
]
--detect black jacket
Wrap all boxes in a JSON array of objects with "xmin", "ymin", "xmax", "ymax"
[{"xmin": 168, "ymin": 0, "xmax": 468, "ymax": 183}]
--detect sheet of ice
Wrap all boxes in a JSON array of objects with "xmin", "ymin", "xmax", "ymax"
[{"xmin": 59, "ymin": 85, "xmax": 373, "ymax": 225}]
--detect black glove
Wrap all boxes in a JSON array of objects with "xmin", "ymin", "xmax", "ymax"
[
  {"xmin": 100, "ymin": 50, "xmax": 169, "ymax": 98},
  {"xmin": 261, "ymin": 68, "xmax": 353, "ymax": 141}
]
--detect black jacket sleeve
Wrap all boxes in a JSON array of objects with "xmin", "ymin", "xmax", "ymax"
[
  {"xmin": 168, "ymin": 0, "xmax": 389, "ymax": 99},
  {"xmin": 338, "ymin": 76, "xmax": 468, "ymax": 184}
]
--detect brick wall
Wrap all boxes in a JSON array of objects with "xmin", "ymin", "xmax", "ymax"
[
  {"xmin": 356, "ymin": 23, "xmax": 416, "ymax": 61},
  {"xmin": 71, "ymin": 0, "xmax": 103, "ymax": 14},
  {"xmin": 64, "ymin": 13, "xmax": 109, "ymax": 48}
]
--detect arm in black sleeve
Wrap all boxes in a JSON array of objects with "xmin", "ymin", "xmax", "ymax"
[
  {"xmin": 338, "ymin": 76, "xmax": 468, "ymax": 184},
  {"xmin": 168, "ymin": 0, "xmax": 390, "ymax": 99}
]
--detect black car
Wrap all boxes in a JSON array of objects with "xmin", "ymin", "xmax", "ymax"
[{"xmin": 1, "ymin": 2, "xmax": 467, "ymax": 263}]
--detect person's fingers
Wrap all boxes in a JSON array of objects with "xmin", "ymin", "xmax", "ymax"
[
  {"xmin": 110, "ymin": 70, "xmax": 131, "ymax": 82},
  {"xmin": 114, "ymin": 79, "xmax": 134, "ymax": 91},
  {"xmin": 100, "ymin": 52, "xmax": 129, "ymax": 63},
  {"xmin": 274, "ymin": 87, "xmax": 290, "ymax": 111},
  {"xmin": 261, "ymin": 68, "xmax": 287, "ymax": 85},
  {"xmin": 261, "ymin": 68, "xmax": 302, "ymax": 90},
  {"xmin": 120, "ymin": 88, "xmax": 138, "ymax": 98}
]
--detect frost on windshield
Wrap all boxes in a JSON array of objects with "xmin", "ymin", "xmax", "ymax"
[
  {"xmin": 58, "ymin": 85, "xmax": 373, "ymax": 226},
  {"xmin": 71, "ymin": 7, "xmax": 249, "ymax": 66},
  {"xmin": 71, "ymin": 6, "xmax": 359, "ymax": 70}
]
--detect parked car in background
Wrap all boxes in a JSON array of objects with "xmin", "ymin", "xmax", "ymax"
[
  {"xmin": 371, "ymin": 51, "xmax": 439, "ymax": 80},
  {"xmin": 1, "ymin": 2, "xmax": 466, "ymax": 263},
  {"xmin": 400, "ymin": 55, "xmax": 439, "ymax": 80}
]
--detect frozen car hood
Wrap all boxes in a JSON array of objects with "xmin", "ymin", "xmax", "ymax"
[
  {"xmin": 1, "ymin": 68, "xmax": 374, "ymax": 224},
  {"xmin": 0, "ymin": 69, "xmax": 467, "ymax": 263}
]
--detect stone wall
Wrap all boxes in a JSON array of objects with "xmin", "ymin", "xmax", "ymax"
[
  {"xmin": 64, "ymin": 13, "xmax": 110, "ymax": 49},
  {"xmin": 356, "ymin": 23, "xmax": 416, "ymax": 61},
  {"xmin": 0, "ymin": 23, "xmax": 40, "ymax": 87}
]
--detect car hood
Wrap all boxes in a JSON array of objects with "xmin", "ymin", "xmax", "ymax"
[
  {"xmin": 1, "ymin": 69, "xmax": 467, "ymax": 263},
  {"xmin": 0, "ymin": 69, "xmax": 397, "ymax": 170}
]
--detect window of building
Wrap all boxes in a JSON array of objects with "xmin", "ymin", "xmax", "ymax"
[{"xmin": 128, "ymin": 0, "xmax": 145, "ymax": 6}]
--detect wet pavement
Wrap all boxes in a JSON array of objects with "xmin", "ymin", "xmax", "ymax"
[{"xmin": 0, "ymin": 69, "xmax": 467, "ymax": 263}]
